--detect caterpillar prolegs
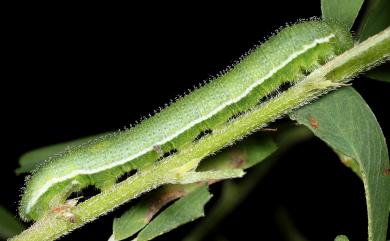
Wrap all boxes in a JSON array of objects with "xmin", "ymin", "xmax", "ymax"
[{"xmin": 19, "ymin": 19, "xmax": 353, "ymax": 221}]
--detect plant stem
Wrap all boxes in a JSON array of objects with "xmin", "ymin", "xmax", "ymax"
[{"xmin": 10, "ymin": 27, "xmax": 390, "ymax": 241}]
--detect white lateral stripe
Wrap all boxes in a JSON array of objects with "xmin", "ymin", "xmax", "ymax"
[{"xmin": 26, "ymin": 34, "xmax": 335, "ymax": 213}]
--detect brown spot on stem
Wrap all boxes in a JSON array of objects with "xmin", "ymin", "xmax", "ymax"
[
  {"xmin": 384, "ymin": 168, "xmax": 390, "ymax": 176},
  {"xmin": 51, "ymin": 199, "xmax": 79, "ymax": 223},
  {"xmin": 51, "ymin": 199, "xmax": 79, "ymax": 214},
  {"xmin": 52, "ymin": 206, "xmax": 67, "ymax": 214}
]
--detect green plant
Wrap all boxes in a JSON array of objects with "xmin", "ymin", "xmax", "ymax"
[{"xmin": 3, "ymin": 0, "xmax": 389, "ymax": 240}]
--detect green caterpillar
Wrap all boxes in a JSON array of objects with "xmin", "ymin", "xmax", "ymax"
[{"xmin": 19, "ymin": 19, "xmax": 353, "ymax": 221}]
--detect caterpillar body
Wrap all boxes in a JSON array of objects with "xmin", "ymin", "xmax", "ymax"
[{"xmin": 20, "ymin": 19, "xmax": 353, "ymax": 221}]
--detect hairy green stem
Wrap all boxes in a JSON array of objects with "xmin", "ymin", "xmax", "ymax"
[{"xmin": 10, "ymin": 27, "xmax": 390, "ymax": 241}]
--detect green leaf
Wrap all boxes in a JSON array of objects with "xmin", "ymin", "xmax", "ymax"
[
  {"xmin": 110, "ymin": 168, "xmax": 243, "ymax": 241},
  {"xmin": 183, "ymin": 166, "xmax": 273, "ymax": 241},
  {"xmin": 321, "ymin": 0, "xmax": 364, "ymax": 30},
  {"xmin": 334, "ymin": 235, "xmax": 350, "ymax": 241},
  {"xmin": 290, "ymin": 87, "xmax": 390, "ymax": 241},
  {"xmin": 111, "ymin": 184, "xmax": 197, "ymax": 241},
  {"xmin": 357, "ymin": 0, "xmax": 390, "ymax": 82},
  {"xmin": 0, "ymin": 206, "xmax": 24, "ymax": 239},
  {"xmin": 110, "ymin": 136, "xmax": 277, "ymax": 241},
  {"xmin": 366, "ymin": 62, "xmax": 390, "ymax": 83},
  {"xmin": 335, "ymin": 151, "xmax": 362, "ymax": 179},
  {"xmin": 183, "ymin": 127, "xmax": 313, "ymax": 241},
  {"xmin": 135, "ymin": 185, "xmax": 212, "ymax": 241},
  {"xmin": 357, "ymin": 0, "xmax": 390, "ymax": 41},
  {"xmin": 16, "ymin": 133, "xmax": 107, "ymax": 174},
  {"xmin": 111, "ymin": 201, "xmax": 148, "ymax": 240},
  {"xmin": 197, "ymin": 135, "xmax": 278, "ymax": 171}
]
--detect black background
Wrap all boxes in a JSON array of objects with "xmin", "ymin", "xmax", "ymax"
[{"xmin": 2, "ymin": 1, "xmax": 389, "ymax": 241}]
